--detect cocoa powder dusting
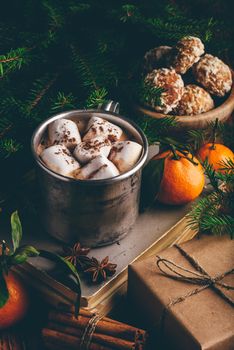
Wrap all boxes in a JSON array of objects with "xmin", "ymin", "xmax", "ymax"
[{"xmin": 88, "ymin": 164, "xmax": 108, "ymax": 179}]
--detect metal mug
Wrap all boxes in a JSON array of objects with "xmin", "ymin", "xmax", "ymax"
[{"xmin": 31, "ymin": 101, "xmax": 148, "ymax": 247}]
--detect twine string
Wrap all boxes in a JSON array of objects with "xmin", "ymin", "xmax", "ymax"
[
  {"xmin": 80, "ymin": 314, "xmax": 103, "ymax": 350},
  {"xmin": 156, "ymin": 244, "xmax": 234, "ymax": 306}
]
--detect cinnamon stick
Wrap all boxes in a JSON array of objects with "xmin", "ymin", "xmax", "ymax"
[
  {"xmin": 47, "ymin": 322, "xmax": 136, "ymax": 350},
  {"xmin": 42, "ymin": 328, "xmax": 112, "ymax": 350},
  {"xmin": 58, "ymin": 304, "xmax": 129, "ymax": 326},
  {"xmin": 0, "ymin": 333, "xmax": 9, "ymax": 350},
  {"xmin": 0, "ymin": 332, "xmax": 23, "ymax": 350},
  {"xmin": 7, "ymin": 333, "xmax": 22, "ymax": 350},
  {"xmin": 45, "ymin": 339, "xmax": 111, "ymax": 350},
  {"xmin": 48, "ymin": 310, "xmax": 145, "ymax": 342}
]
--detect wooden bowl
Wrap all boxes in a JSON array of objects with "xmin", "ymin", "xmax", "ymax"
[{"xmin": 136, "ymin": 73, "xmax": 234, "ymax": 131}]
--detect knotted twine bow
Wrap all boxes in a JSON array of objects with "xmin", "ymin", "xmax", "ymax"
[{"xmin": 156, "ymin": 244, "xmax": 234, "ymax": 309}]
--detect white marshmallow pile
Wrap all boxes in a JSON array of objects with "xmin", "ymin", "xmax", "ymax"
[{"xmin": 40, "ymin": 116, "xmax": 143, "ymax": 180}]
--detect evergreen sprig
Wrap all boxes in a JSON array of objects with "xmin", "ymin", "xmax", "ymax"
[
  {"xmin": 187, "ymin": 159, "xmax": 234, "ymax": 238},
  {"xmin": 136, "ymin": 115, "xmax": 177, "ymax": 145},
  {"xmin": 0, "ymin": 138, "xmax": 22, "ymax": 159},
  {"xmin": 188, "ymin": 193, "xmax": 234, "ymax": 238},
  {"xmin": 202, "ymin": 159, "xmax": 220, "ymax": 192},
  {"xmin": 0, "ymin": 48, "xmax": 30, "ymax": 77},
  {"xmin": 119, "ymin": 3, "xmax": 216, "ymax": 42},
  {"xmin": 50, "ymin": 92, "xmax": 76, "ymax": 113},
  {"xmin": 86, "ymin": 88, "xmax": 108, "ymax": 109},
  {"xmin": 187, "ymin": 120, "xmax": 234, "ymax": 152},
  {"xmin": 137, "ymin": 80, "xmax": 164, "ymax": 109},
  {"xmin": 70, "ymin": 45, "xmax": 118, "ymax": 92}
]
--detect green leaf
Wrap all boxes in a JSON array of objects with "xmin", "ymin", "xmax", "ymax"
[
  {"xmin": 39, "ymin": 250, "xmax": 81, "ymax": 317},
  {"xmin": 10, "ymin": 254, "xmax": 28, "ymax": 265},
  {"xmin": 0, "ymin": 271, "xmax": 9, "ymax": 308},
  {"xmin": 15, "ymin": 245, "xmax": 40, "ymax": 257},
  {"xmin": 10, "ymin": 245, "xmax": 40, "ymax": 266},
  {"xmin": 11, "ymin": 211, "xmax": 22, "ymax": 252},
  {"xmin": 140, "ymin": 157, "xmax": 165, "ymax": 209}
]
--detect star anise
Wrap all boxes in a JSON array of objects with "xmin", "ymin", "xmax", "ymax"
[
  {"xmin": 84, "ymin": 256, "xmax": 117, "ymax": 283},
  {"xmin": 63, "ymin": 242, "xmax": 90, "ymax": 269}
]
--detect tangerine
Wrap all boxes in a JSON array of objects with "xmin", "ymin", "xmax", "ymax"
[
  {"xmin": 197, "ymin": 143, "xmax": 234, "ymax": 173},
  {"xmin": 153, "ymin": 150, "xmax": 205, "ymax": 205},
  {"xmin": 0, "ymin": 272, "xmax": 29, "ymax": 329}
]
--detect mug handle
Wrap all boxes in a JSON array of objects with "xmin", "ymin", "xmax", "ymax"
[{"xmin": 99, "ymin": 100, "xmax": 120, "ymax": 114}]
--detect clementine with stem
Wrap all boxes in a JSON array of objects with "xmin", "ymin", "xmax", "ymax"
[
  {"xmin": 153, "ymin": 150, "xmax": 205, "ymax": 205},
  {"xmin": 197, "ymin": 143, "xmax": 234, "ymax": 173}
]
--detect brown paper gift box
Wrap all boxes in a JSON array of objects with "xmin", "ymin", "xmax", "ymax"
[{"xmin": 128, "ymin": 235, "xmax": 234, "ymax": 350}]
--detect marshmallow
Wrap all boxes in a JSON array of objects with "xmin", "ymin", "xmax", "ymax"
[
  {"xmin": 41, "ymin": 145, "xmax": 80, "ymax": 177},
  {"xmin": 48, "ymin": 119, "xmax": 81, "ymax": 149},
  {"xmin": 109, "ymin": 141, "xmax": 142, "ymax": 173},
  {"xmin": 83, "ymin": 117, "xmax": 122, "ymax": 142},
  {"xmin": 73, "ymin": 136, "xmax": 111, "ymax": 164},
  {"xmin": 74, "ymin": 155, "xmax": 119, "ymax": 180}
]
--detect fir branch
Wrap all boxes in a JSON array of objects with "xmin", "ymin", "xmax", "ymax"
[
  {"xmin": 120, "ymin": 5, "xmax": 140, "ymax": 23},
  {"xmin": 187, "ymin": 161, "xmax": 234, "ymax": 238},
  {"xmin": 42, "ymin": 0, "xmax": 64, "ymax": 29},
  {"xmin": 186, "ymin": 120, "xmax": 234, "ymax": 152},
  {"xmin": 0, "ymin": 48, "xmax": 29, "ymax": 77},
  {"xmin": 187, "ymin": 129, "xmax": 205, "ymax": 151},
  {"xmin": 202, "ymin": 159, "xmax": 220, "ymax": 192},
  {"xmin": 0, "ymin": 138, "xmax": 22, "ymax": 159},
  {"xmin": 0, "ymin": 121, "xmax": 13, "ymax": 140},
  {"xmin": 216, "ymin": 158, "xmax": 234, "ymax": 185},
  {"xmin": 137, "ymin": 80, "xmax": 164, "ymax": 109},
  {"xmin": 86, "ymin": 88, "xmax": 108, "ymax": 109},
  {"xmin": 118, "ymin": 4, "xmax": 216, "ymax": 42},
  {"xmin": 200, "ymin": 212, "xmax": 234, "ymax": 238},
  {"xmin": 71, "ymin": 45, "xmax": 99, "ymax": 90},
  {"xmin": 136, "ymin": 115, "xmax": 177, "ymax": 145},
  {"xmin": 0, "ymin": 97, "xmax": 23, "ymax": 138},
  {"xmin": 218, "ymin": 158, "xmax": 234, "ymax": 172},
  {"xmin": 50, "ymin": 92, "xmax": 76, "ymax": 113},
  {"xmin": 27, "ymin": 74, "xmax": 58, "ymax": 112},
  {"xmin": 70, "ymin": 45, "xmax": 119, "ymax": 92},
  {"xmin": 69, "ymin": 3, "xmax": 90, "ymax": 13},
  {"xmin": 186, "ymin": 192, "xmax": 230, "ymax": 235}
]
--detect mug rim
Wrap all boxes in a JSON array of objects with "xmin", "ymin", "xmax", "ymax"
[{"xmin": 31, "ymin": 109, "xmax": 149, "ymax": 185}]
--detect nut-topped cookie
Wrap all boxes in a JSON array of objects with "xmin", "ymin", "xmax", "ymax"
[
  {"xmin": 175, "ymin": 84, "xmax": 214, "ymax": 116},
  {"xmin": 143, "ymin": 46, "xmax": 172, "ymax": 74},
  {"xmin": 193, "ymin": 54, "xmax": 232, "ymax": 97},
  {"xmin": 171, "ymin": 36, "xmax": 204, "ymax": 74},
  {"xmin": 145, "ymin": 68, "xmax": 184, "ymax": 114}
]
